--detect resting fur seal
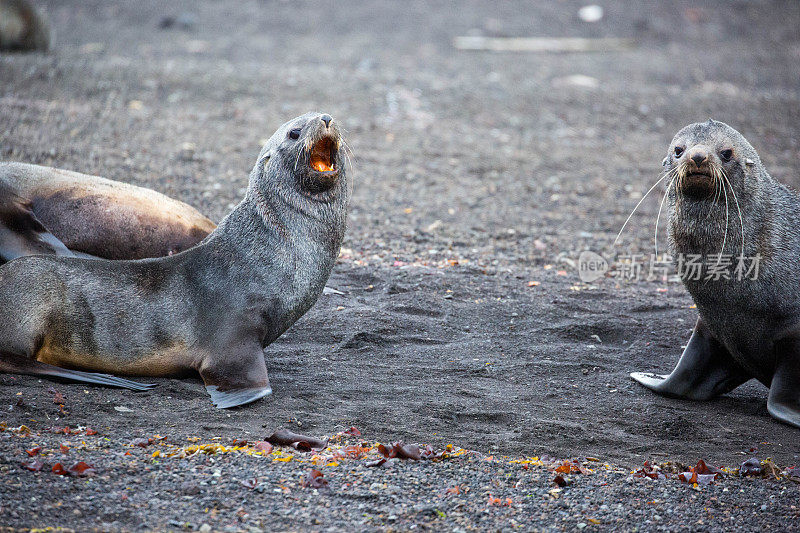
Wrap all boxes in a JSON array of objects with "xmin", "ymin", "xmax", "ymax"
[
  {"xmin": 0, "ymin": 163, "xmax": 216, "ymax": 262},
  {"xmin": 0, "ymin": 0, "xmax": 50, "ymax": 52},
  {"xmin": 0, "ymin": 112, "xmax": 348, "ymax": 408},
  {"xmin": 631, "ymin": 119, "xmax": 800, "ymax": 429}
]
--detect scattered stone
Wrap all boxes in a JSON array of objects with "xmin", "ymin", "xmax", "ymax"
[
  {"xmin": 158, "ymin": 12, "xmax": 197, "ymax": 31},
  {"xmin": 577, "ymin": 5, "xmax": 604, "ymax": 23}
]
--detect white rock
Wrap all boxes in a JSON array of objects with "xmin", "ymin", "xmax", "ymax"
[{"xmin": 578, "ymin": 5, "xmax": 604, "ymax": 23}]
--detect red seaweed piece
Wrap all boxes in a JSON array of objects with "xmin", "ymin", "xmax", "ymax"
[
  {"xmin": 25, "ymin": 446, "xmax": 42, "ymax": 457},
  {"xmin": 252, "ymin": 441, "xmax": 273, "ymax": 454},
  {"xmin": 240, "ymin": 477, "xmax": 259, "ymax": 490},
  {"xmin": 301, "ymin": 469, "xmax": 328, "ymax": 488},
  {"xmin": 21, "ymin": 458, "xmax": 43, "ymax": 471},
  {"xmin": 632, "ymin": 461, "xmax": 667, "ymax": 480},
  {"xmin": 377, "ymin": 442, "xmax": 422, "ymax": 460},
  {"xmin": 67, "ymin": 462, "xmax": 95, "ymax": 477},
  {"xmin": 266, "ymin": 429, "xmax": 327, "ymax": 452},
  {"xmin": 678, "ymin": 460, "xmax": 723, "ymax": 485},
  {"xmin": 740, "ymin": 458, "xmax": 763, "ymax": 477}
]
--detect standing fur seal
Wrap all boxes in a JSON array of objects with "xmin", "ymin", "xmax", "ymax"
[
  {"xmin": 631, "ymin": 119, "xmax": 800, "ymax": 429},
  {"xmin": 0, "ymin": 163, "xmax": 216, "ymax": 263},
  {"xmin": 0, "ymin": 112, "xmax": 348, "ymax": 408}
]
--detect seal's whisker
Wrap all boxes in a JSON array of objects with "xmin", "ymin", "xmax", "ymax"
[
  {"xmin": 708, "ymin": 180, "xmax": 722, "ymax": 218},
  {"xmin": 338, "ymin": 138, "xmax": 356, "ymax": 198},
  {"xmin": 716, "ymin": 168, "xmax": 730, "ymax": 267},
  {"xmin": 705, "ymin": 166, "xmax": 723, "ymax": 220},
  {"xmin": 675, "ymin": 162, "xmax": 688, "ymax": 198},
  {"xmin": 341, "ymin": 137, "xmax": 358, "ymax": 163},
  {"xmin": 720, "ymin": 166, "xmax": 746, "ymax": 260},
  {"xmin": 614, "ymin": 169, "xmax": 673, "ymax": 247},
  {"xmin": 343, "ymin": 144, "xmax": 355, "ymax": 172},
  {"xmin": 653, "ymin": 171, "xmax": 677, "ymax": 257}
]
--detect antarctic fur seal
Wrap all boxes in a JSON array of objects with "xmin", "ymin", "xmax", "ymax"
[
  {"xmin": 0, "ymin": 112, "xmax": 348, "ymax": 408},
  {"xmin": 631, "ymin": 119, "xmax": 800, "ymax": 429},
  {"xmin": 0, "ymin": 0, "xmax": 50, "ymax": 52},
  {"xmin": 0, "ymin": 162, "xmax": 216, "ymax": 263}
]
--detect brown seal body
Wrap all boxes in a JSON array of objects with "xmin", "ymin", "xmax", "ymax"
[
  {"xmin": 0, "ymin": 0, "xmax": 50, "ymax": 51},
  {"xmin": 631, "ymin": 119, "xmax": 800, "ymax": 429},
  {"xmin": 0, "ymin": 163, "xmax": 216, "ymax": 262},
  {"xmin": 0, "ymin": 112, "xmax": 348, "ymax": 408}
]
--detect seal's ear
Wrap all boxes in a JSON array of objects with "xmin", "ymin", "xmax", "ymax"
[{"xmin": 256, "ymin": 153, "xmax": 271, "ymax": 173}]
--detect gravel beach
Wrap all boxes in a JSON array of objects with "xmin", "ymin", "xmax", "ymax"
[{"xmin": 1, "ymin": 0, "xmax": 799, "ymax": 530}]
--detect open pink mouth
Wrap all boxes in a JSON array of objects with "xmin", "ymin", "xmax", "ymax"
[{"xmin": 310, "ymin": 137, "xmax": 336, "ymax": 172}]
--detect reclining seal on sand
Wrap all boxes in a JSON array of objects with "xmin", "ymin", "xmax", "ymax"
[
  {"xmin": 631, "ymin": 119, "xmax": 800, "ymax": 429},
  {"xmin": 0, "ymin": 112, "xmax": 349, "ymax": 408},
  {"xmin": 0, "ymin": 162, "xmax": 216, "ymax": 263}
]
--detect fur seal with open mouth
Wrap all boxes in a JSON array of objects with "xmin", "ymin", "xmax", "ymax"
[
  {"xmin": 0, "ymin": 162, "xmax": 216, "ymax": 263},
  {"xmin": 631, "ymin": 119, "xmax": 800, "ymax": 429},
  {"xmin": 0, "ymin": 112, "xmax": 349, "ymax": 408}
]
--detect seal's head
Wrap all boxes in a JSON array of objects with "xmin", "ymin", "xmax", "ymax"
[
  {"xmin": 665, "ymin": 120, "xmax": 774, "ymax": 258},
  {"xmin": 254, "ymin": 112, "xmax": 347, "ymax": 199},
  {"xmin": 665, "ymin": 119, "xmax": 762, "ymax": 203}
]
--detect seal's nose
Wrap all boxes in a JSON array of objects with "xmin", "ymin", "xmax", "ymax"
[
  {"xmin": 320, "ymin": 114, "xmax": 332, "ymax": 128},
  {"xmin": 688, "ymin": 148, "xmax": 708, "ymax": 167}
]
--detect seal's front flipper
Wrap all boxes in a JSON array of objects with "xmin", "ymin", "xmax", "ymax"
[
  {"xmin": 767, "ymin": 339, "xmax": 800, "ymax": 429},
  {"xmin": 631, "ymin": 318, "xmax": 750, "ymax": 400},
  {"xmin": 0, "ymin": 192, "xmax": 75, "ymax": 263},
  {"xmin": 200, "ymin": 347, "xmax": 272, "ymax": 409},
  {"xmin": 206, "ymin": 385, "xmax": 273, "ymax": 409},
  {"xmin": 0, "ymin": 357, "xmax": 155, "ymax": 391}
]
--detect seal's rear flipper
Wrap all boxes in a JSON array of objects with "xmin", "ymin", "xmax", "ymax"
[
  {"xmin": 631, "ymin": 318, "xmax": 750, "ymax": 400},
  {"xmin": 767, "ymin": 339, "xmax": 800, "ymax": 429},
  {"xmin": 0, "ymin": 190, "xmax": 76, "ymax": 263},
  {"xmin": 206, "ymin": 385, "xmax": 273, "ymax": 409},
  {"xmin": 0, "ymin": 358, "xmax": 155, "ymax": 391}
]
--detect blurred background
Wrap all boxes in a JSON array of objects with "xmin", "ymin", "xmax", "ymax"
[{"xmin": 1, "ymin": 0, "xmax": 799, "ymax": 268}]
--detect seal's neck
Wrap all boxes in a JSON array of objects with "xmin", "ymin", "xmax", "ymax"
[
  {"xmin": 245, "ymin": 182, "xmax": 348, "ymax": 251},
  {"xmin": 201, "ymin": 185, "xmax": 346, "ymax": 343},
  {"xmin": 211, "ymin": 185, "xmax": 347, "ymax": 268}
]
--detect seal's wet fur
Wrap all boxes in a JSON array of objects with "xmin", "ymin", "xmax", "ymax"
[
  {"xmin": 0, "ymin": 112, "xmax": 349, "ymax": 408},
  {"xmin": 632, "ymin": 119, "xmax": 800, "ymax": 428}
]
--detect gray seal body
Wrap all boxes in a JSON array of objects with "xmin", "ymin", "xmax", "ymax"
[
  {"xmin": 0, "ymin": 112, "xmax": 349, "ymax": 408},
  {"xmin": 631, "ymin": 119, "xmax": 800, "ymax": 429}
]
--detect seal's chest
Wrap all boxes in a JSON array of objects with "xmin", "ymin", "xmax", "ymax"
[{"xmin": 697, "ymin": 303, "xmax": 776, "ymax": 380}]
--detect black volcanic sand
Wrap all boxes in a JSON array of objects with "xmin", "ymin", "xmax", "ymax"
[{"xmin": 1, "ymin": 0, "xmax": 799, "ymax": 530}]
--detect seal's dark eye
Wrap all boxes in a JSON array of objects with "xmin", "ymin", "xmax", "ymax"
[
  {"xmin": 720, "ymin": 149, "xmax": 733, "ymax": 162},
  {"xmin": 674, "ymin": 146, "xmax": 684, "ymax": 157},
  {"xmin": 288, "ymin": 128, "xmax": 301, "ymax": 140}
]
